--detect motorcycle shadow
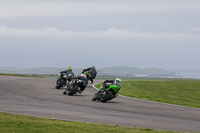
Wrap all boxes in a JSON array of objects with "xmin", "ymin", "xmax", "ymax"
[
  {"xmin": 94, "ymin": 100, "xmax": 121, "ymax": 104},
  {"xmin": 64, "ymin": 93, "xmax": 90, "ymax": 97},
  {"xmin": 54, "ymin": 86, "xmax": 67, "ymax": 90},
  {"xmin": 59, "ymin": 88, "xmax": 67, "ymax": 90}
]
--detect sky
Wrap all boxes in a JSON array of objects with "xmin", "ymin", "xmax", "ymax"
[{"xmin": 0, "ymin": 0, "xmax": 200, "ymax": 70}]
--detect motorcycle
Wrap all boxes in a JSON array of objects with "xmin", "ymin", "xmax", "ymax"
[
  {"xmin": 83, "ymin": 71, "xmax": 92, "ymax": 83},
  {"xmin": 55, "ymin": 72, "xmax": 73, "ymax": 89},
  {"xmin": 63, "ymin": 78, "xmax": 84, "ymax": 96},
  {"xmin": 92, "ymin": 83, "xmax": 120, "ymax": 102}
]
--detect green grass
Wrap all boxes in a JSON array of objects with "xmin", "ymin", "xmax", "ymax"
[
  {"xmin": 95, "ymin": 76, "xmax": 200, "ymax": 81},
  {"xmin": 96, "ymin": 80, "xmax": 200, "ymax": 108},
  {"xmin": 42, "ymin": 75, "xmax": 58, "ymax": 78},
  {"xmin": 0, "ymin": 73, "xmax": 44, "ymax": 78},
  {"xmin": 0, "ymin": 112, "xmax": 179, "ymax": 133}
]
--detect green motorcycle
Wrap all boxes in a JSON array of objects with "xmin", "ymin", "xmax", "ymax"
[
  {"xmin": 83, "ymin": 72, "xmax": 93, "ymax": 83},
  {"xmin": 92, "ymin": 82, "xmax": 120, "ymax": 102}
]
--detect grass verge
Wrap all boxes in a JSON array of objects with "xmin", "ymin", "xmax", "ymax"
[
  {"xmin": 95, "ymin": 76, "xmax": 200, "ymax": 81},
  {"xmin": 0, "ymin": 73, "xmax": 44, "ymax": 78},
  {"xmin": 95, "ymin": 80, "xmax": 200, "ymax": 108},
  {"xmin": 0, "ymin": 112, "xmax": 178, "ymax": 133}
]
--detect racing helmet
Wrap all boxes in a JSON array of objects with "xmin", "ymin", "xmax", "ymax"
[
  {"xmin": 81, "ymin": 74, "xmax": 86, "ymax": 78},
  {"xmin": 84, "ymin": 72, "xmax": 90, "ymax": 79},
  {"xmin": 115, "ymin": 78, "xmax": 121, "ymax": 82},
  {"xmin": 68, "ymin": 67, "xmax": 72, "ymax": 71}
]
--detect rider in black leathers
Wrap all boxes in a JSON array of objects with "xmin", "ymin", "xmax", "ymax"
[
  {"xmin": 75, "ymin": 74, "xmax": 88, "ymax": 92},
  {"xmin": 82, "ymin": 66, "xmax": 97, "ymax": 83},
  {"xmin": 63, "ymin": 74, "xmax": 88, "ymax": 94},
  {"xmin": 60, "ymin": 67, "xmax": 74, "ymax": 82}
]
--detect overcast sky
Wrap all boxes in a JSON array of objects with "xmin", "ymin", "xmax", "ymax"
[{"xmin": 0, "ymin": 0, "xmax": 200, "ymax": 69}]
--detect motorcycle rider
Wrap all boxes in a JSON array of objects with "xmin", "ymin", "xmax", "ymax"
[
  {"xmin": 55, "ymin": 67, "xmax": 74, "ymax": 89},
  {"xmin": 82, "ymin": 66, "xmax": 97, "ymax": 83},
  {"xmin": 96, "ymin": 78, "xmax": 121, "ymax": 94},
  {"xmin": 60, "ymin": 67, "xmax": 74, "ymax": 82},
  {"xmin": 63, "ymin": 74, "xmax": 88, "ymax": 94}
]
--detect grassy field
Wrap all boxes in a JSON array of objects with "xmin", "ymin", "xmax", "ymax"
[
  {"xmin": 0, "ymin": 73, "xmax": 44, "ymax": 78},
  {"xmin": 0, "ymin": 112, "xmax": 180, "ymax": 133},
  {"xmin": 95, "ymin": 76, "xmax": 200, "ymax": 81},
  {"xmin": 95, "ymin": 80, "xmax": 200, "ymax": 108}
]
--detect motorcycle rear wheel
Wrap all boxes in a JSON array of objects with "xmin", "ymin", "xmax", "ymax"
[
  {"xmin": 68, "ymin": 85, "xmax": 79, "ymax": 95},
  {"xmin": 56, "ymin": 79, "xmax": 65, "ymax": 89},
  {"xmin": 92, "ymin": 96, "xmax": 97, "ymax": 101},
  {"xmin": 101, "ymin": 91, "xmax": 113, "ymax": 102}
]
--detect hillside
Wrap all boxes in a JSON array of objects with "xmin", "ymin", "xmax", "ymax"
[
  {"xmin": 97, "ymin": 66, "xmax": 177, "ymax": 76},
  {"xmin": 0, "ymin": 66, "xmax": 177, "ymax": 77}
]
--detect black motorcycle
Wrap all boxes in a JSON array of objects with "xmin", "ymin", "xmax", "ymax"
[
  {"xmin": 55, "ymin": 72, "xmax": 73, "ymax": 89},
  {"xmin": 63, "ymin": 78, "xmax": 84, "ymax": 95}
]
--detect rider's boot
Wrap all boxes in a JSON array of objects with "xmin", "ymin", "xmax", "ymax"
[
  {"xmin": 78, "ymin": 88, "xmax": 82, "ymax": 94},
  {"xmin": 78, "ymin": 90, "xmax": 82, "ymax": 94}
]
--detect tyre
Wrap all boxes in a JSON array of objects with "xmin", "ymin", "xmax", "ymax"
[
  {"xmin": 56, "ymin": 80, "xmax": 65, "ymax": 89},
  {"xmin": 68, "ymin": 85, "xmax": 79, "ymax": 95},
  {"xmin": 101, "ymin": 91, "xmax": 113, "ymax": 102},
  {"xmin": 63, "ymin": 90, "xmax": 66, "ymax": 95},
  {"xmin": 92, "ymin": 96, "xmax": 96, "ymax": 101},
  {"xmin": 55, "ymin": 80, "xmax": 60, "ymax": 89}
]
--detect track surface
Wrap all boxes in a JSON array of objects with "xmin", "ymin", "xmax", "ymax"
[{"xmin": 0, "ymin": 76, "xmax": 200, "ymax": 132}]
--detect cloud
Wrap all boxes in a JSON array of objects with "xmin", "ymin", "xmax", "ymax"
[
  {"xmin": 0, "ymin": 26, "xmax": 200, "ymax": 43},
  {"xmin": 0, "ymin": 1, "xmax": 199, "ymax": 19},
  {"xmin": 1, "ymin": 0, "xmax": 200, "ymax": 69},
  {"xmin": 186, "ymin": 27, "xmax": 200, "ymax": 32}
]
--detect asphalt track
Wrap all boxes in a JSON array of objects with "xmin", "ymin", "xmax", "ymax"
[{"xmin": 0, "ymin": 76, "xmax": 200, "ymax": 132}]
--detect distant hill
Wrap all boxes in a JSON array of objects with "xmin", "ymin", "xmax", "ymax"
[
  {"xmin": 0, "ymin": 66, "xmax": 177, "ymax": 77},
  {"xmin": 97, "ymin": 66, "xmax": 177, "ymax": 76},
  {"xmin": 0, "ymin": 67, "xmax": 82, "ymax": 76}
]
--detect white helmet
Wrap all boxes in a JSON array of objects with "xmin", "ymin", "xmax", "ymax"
[{"xmin": 115, "ymin": 78, "xmax": 121, "ymax": 82}]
